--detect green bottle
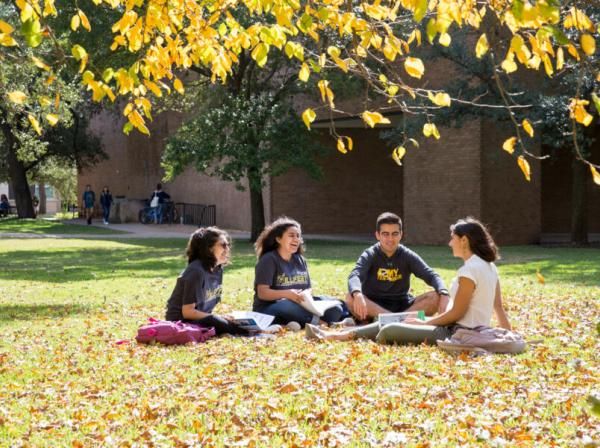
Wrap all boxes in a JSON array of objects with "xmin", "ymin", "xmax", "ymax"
[{"xmin": 417, "ymin": 310, "xmax": 426, "ymax": 320}]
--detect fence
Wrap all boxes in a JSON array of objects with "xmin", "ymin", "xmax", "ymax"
[{"xmin": 175, "ymin": 203, "xmax": 216, "ymax": 227}]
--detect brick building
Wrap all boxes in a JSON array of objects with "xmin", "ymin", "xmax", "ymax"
[{"xmin": 79, "ymin": 106, "xmax": 600, "ymax": 244}]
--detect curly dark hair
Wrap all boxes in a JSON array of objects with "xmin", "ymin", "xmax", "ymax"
[
  {"xmin": 186, "ymin": 226, "xmax": 231, "ymax": 270},
  {"xmin": 450, "ymin": 217, "xmax": 499, "ymax": 262},
  {"xmin": 255, "ymin": 216, "xmax": 304, "ymax": 259}
]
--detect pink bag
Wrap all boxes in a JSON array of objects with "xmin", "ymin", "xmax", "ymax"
[{"xmin": 136, "ymin": 318, "xmax": 216, "ymax": 345}]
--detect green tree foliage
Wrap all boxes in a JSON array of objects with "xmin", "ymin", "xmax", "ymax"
[{"xmin": 164, "ymin": 89, "xmax": 325, "ymax": 240}]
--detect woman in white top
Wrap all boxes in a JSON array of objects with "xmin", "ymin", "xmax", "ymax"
[{"xmin": 306, "ymin": 217, "xmax": 512, "ymax": 343}]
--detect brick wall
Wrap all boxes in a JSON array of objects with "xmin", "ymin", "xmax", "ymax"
[
  {"xmin": 480, "ymin": 119, "xmax": 542, "ymax": 244},
  {"xmin": 79, "ymin": 109, "xmax": 261, "ymax": 230},
  {"xmin": 270, "ymin": 129, "xmax": 402, "ymax": 234},
  {"xmin": 402, "ymin": 120, "xmax": 482, "ymax": 245}
]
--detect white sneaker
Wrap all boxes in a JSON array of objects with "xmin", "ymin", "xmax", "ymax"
[
  {"xmin": 285, "ymin": 321, "xmax": 302, "ymax": 332},
  {"xmin": 341, "ymin": 317, "xmax": 356, "ymax": 327}
]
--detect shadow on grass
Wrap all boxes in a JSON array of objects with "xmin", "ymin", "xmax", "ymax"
[
  {"xmin": 0, "ymin": 303, "xmax": 91, "ymax": 321},
  {"xmin": 0, "ymin": 218, "xmax": 128, "ymax": 235}
]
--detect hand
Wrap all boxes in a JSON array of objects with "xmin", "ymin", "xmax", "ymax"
[
  {"xmin": 352, "ymin": 292, "xmax": 367, "ymax": 321},
  {"xmin": 287, "ymin": 290, "xmax": 306, "ymax": 304},
  {"xmin": 438, "ymin": 294, "xmax": 450, "ymax": 314},
  {"xmin": 404, "ymin": 317, "xmax": 427, "ymax": 325},
  {"xmin": 222, "ymin": 314, "xmax": 235, "ymax": 322}
]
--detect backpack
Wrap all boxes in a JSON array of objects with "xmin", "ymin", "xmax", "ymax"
[
  {"xmin": 437, "ymin": 326, "xmax": 527, "ymax": 354},
  {"xmin": 136, "ymin": 318, "xmax": 216, "ymax": 345}
]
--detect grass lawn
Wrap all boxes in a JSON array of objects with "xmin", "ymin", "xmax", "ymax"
[
  {"xmin": 0, "ymin": 232, "xmax": 598, "ymax": 447},
  {"xmin": 0, "ymin": 218, "xmax": 128, "ymax": 235}
]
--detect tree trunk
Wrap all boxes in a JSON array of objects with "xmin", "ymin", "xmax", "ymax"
[
  {"xmin": 570, "ymin": 159, "xmax": 588, "ymax": 245},
  {"xmin": 248, "ymin": 168, "xmax": 265, "ymax": 242},
  {"xmin": 39, "ymin": 181, "xmax": 47, "ymax": 215},
  {"xmin": 4, "ymin": 135, "xmax": 35, "ymax": 218}
]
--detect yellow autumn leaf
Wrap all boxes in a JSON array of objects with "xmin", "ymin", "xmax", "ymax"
[
  {"xmin": 536, "ymin": 270, "xmax": 545, "ymax": 284},
  {"xmin": 590, "ymin": 165, "xmax": 600, "ymax": 186},
  {"xmin": 569, "ymin": 99, "xmax": 593, "ymax": 126},
  {"xmin": 556, "ymin": 47, "xmax": 564, "ymax": 70},
  {"xmin": 501, "ymin": 53, "xmax": 518, "ymax": 73},
  {"xmin": 392, "ymin": 146, "xmax": 406, "ymax": 165},
  {"xmin": 298, "ymin": 63, "xmax": 310, "ymax": 82},
  {"xmin": 337, "ymin": 137, "xmax": 347, "ymax": 154},
  {"xmin": 173, "ymin": 78, "xmax": 184, "ymax": 94},
  {"xmin": 362, "ymin": 111, "xmax": 390, "ymax": 128},
  {"xmin": 503, "ymin": 137, "xmax": 517, "ymax": 154},
  {"xmin": 438, "ymin": 33, "xmax": 451, "ymax": 47},
  {"xmin": 404, "ymin": 57, "xmax": 424, "ymax": 79},
  {"xmin": 522, "ymin": 119, "xmax": 534, "ymax": 137},
  {"xmin": 28, "ymin": 114, "xmax": 42, "ymax": 135},
  {"xmin": 78, "ymin": 9, "xmax": 91, "ymax": 32},
  {"xmin": 46, "ymin": 114, "xmax": 59, "ymax": 126},
  {"xmin": 476, "ymin": 34, "xmax": 489, "ymax": 58},
  {"xmin": 428, "ymin": 91, "xmax": 451, "ymax": 107},
  {"xmin": 581, "ymin": 34, "xmax": 596, "ymax": 56},
  {"xmin": 0, "ymin": 20, "xmax": 14, "ymax": 34},
  {"xmin": 39, "ymin": 96, "xmax": 52, "ymax": 107},
  {"xmin": 32, "ymin": 56, "xmax": 50, "ymax": 71},
  {"xmin": 423, "ymin": 123, "xmax": 440, "ymax": 139},
  {"xmin": 518, "ymin": 155, "xmax": 531, "ymax": 182},
  {"xmin": 302, "ymin": 108, "xmax": 316, "ymax": 130},
  {"xmin": 70, "ymin": 14, "xmax": 80, "ymax": 31},
  {"xmin": 7, "ymin": 91, "xmax": 27, "ymax": 104}
]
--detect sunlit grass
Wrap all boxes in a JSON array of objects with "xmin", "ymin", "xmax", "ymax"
[{"xmin": 0, "ymin": 236, "xmax": 598, "ymax": 446}]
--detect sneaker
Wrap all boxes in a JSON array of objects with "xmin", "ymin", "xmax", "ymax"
[
  {"xmin": 263, "ymin": 324, "xmax": 283, "ymax": 334},
  {"xmin": 285, "ymin": 321, "xmax": 302, "ymax": 332},
  {"xmin": 340, "ymin": 317, "xmax": 357, "ymax": 327},
  {"xmin": 305, "ymin": 324, "xmax": 325, "ymax": 340}
]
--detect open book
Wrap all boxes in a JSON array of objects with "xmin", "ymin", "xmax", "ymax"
[
  {"xmin": 298, "ymin": 291, "xmax": 342, "ymax": 317},
  {"xmin": 230, "ymin": 311, "xmax": 275, "ymax": 331},
  {"xmin": 378, "ymin": 311, "xmax": 425, "ymax": 327}
]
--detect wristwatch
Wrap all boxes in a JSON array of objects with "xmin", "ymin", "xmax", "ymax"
[{"xmin": 438, "ymin": 289, "xmax": 449, "ymax": 296}]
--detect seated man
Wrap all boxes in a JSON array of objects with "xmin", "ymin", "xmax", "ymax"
[{"xmin": 346, "ymin": 212, "xmax": 450, "ymax": 321}]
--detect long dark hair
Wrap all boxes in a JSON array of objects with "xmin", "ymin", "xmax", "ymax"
[
  {"xmin": 186, "ymin": 226, "xmax": 231, "ymax": 270},
  {"xmin": 255, "ymin": 216, "xmax": 303, "ymax": 259},
  {"xmin": 450, "ymin": 217, "xmax": 499, "ymax": 262}
]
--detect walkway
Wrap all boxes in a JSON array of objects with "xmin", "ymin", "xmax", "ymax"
[{"xmin": 1, "ymin": 219, "xmax": 374, "ymax": 242}]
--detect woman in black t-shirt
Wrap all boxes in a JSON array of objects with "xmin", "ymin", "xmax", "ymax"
[
  {"xmin": 165, "ymin": 227, "xmax": 249, "ymax": 336},
  {"xmin": 253, "ymin": 216, "xmax": 344, "ymax": 328}
]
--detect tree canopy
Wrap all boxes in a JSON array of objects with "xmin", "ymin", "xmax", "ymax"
[{"xmin": 1, "ymin": 0, "xmax": 599, "ymax": 183}]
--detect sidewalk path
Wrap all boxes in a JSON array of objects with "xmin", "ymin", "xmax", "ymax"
[{"xmin": 1, "ymin": 219, "xmax": 373, "ymax": 243}]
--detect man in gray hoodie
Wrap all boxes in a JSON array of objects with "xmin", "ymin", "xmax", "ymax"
[{"xmin": 347, "ymin": 212, "xmax": 450, "ymax": 321}]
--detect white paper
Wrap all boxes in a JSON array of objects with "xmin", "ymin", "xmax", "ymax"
[
  {"xmin": 298, "ymin": 291, "xmax": 341, "ymax": 317},
  {"xmin": 230, "ymin": 311, "xmax": 275, "ymax": 330}
]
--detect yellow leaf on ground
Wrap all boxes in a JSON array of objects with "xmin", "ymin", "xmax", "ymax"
[
  {"xmin": 503, "ymin": 137, "xmax": 517, "ymax": 154},
  {"xmin": 581, "ymin": 34, "xmax": 596, "ymax": 56},
  {"xmin": 28, "ymin": 114, "xmax": 42, "ymax": 135},
  {"xmin": 302, "ymin": 108, "xmax": 316, "ymax": 130},
  {"xmin": 522, "ymin": 119, "xmax": 534, "ymax": 137},
  {"xmin": 476, "ymin": 34, "xmax": 489, "ymax": 58},
  {"xmin": 590, "ymin": 165, "xmax": 600, "ymax": 186},
  {"xmin": 518, "ymin": 155, "xmax": 531, "ymax": 181},
  {"xmin": 362, "ymin": 111, "xmax": 390, "ymax": 128},
  {"xmin": 404, "ymin": 57, "xmax": 424, "ymax": 79},
  {"xmin": 7, "ymin": 91, "xmax": 27, "ymax": 104},
  {"xmin": 536, "ymin": 270, "xmax": 545, "ymax": 284}
]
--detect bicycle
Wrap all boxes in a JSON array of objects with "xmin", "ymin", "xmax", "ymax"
[{"xmin": 138, "ymin": 200, "xmax": 179, "ymax": 224}]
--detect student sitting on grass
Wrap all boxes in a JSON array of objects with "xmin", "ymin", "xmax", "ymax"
[
  {"xmin": 306, "ymin": 217, "xmax": 512, "ymax": 343},
  {"xmin": 253, "ymin": 216, "xmax": 344, "ymax": 330},
  {"xmin": 165, "ymin": 227, "xmax": 250, "ymax": 336}
]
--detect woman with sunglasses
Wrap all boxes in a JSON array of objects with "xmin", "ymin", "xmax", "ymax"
[
  {"xmin": 165, "ymin": 227, "xmax": 250, "ymax": 336},
  {"xmin": 253, "ymin": 216, "xmax": 345, "ymax": 329}
]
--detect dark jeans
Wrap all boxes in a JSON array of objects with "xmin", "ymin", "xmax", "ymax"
[
  {"xmin": 256, "ymin": 298, "xmax": 344, "ymax": 328},
  {"xmin": 185, "ymin": 314, "xmax": 250, "ymax": 336},
  {"xmin": 102, "ymin": 206, "xmax": 111, "ymax": 223}
]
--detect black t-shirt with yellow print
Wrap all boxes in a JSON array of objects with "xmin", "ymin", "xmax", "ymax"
[
  {"xmin": 348, "ymin": 243, "xmax": 445, "ymax": 302},
  {"xmin": 253, "ymin": 251, "xmax": 311, "ymax": 311}
]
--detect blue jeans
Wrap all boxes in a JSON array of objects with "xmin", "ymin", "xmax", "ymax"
[
  {"xmin": 256, "ymin": 298, "xmax": 344, "ymax": 327},
  {"xmin": 102, "ymin": 206, "xmax": 110, "ymax": 223},
  {"xmin": 152, "ymin": 205, "xmax": 162, "ymax": 224}
]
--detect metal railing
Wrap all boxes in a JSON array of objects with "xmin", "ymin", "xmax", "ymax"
[{"xmin": 175, "ymin": 203, "xmax": 216, "ymax": 227}]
